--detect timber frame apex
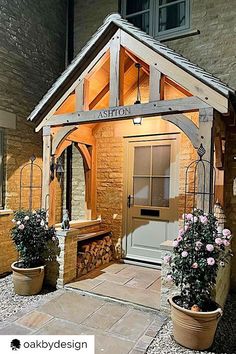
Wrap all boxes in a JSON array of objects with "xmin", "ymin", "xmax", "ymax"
[{"xmin": 28, "ymin": 13, "xmax": 235, "ymax": 128}]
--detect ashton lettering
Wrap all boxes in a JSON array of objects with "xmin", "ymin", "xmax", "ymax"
[{"xmin": 97, "ymin": 107, "xmax": 131, "ymax": 119}]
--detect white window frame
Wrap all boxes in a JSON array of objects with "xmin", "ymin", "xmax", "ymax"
[{"xmin": 121, "ymin": 0, "xmax": 191, "ymax": 40}]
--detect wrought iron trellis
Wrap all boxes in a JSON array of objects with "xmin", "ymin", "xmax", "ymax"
[
  {"xmin": 184, "ymin": 143, "xmax": 216, "ymax": 215},
  {"xmin": 19, "ymin": 155, "xmax": 42, "ymax": 211}
]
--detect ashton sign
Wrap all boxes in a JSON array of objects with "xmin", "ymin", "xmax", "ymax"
[{"xmin": 97, "ymin": 107, "xmax": 131, "ymax": 119}]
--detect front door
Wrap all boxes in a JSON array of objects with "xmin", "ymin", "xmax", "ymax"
[{"xmin": 125, "ymin": 136, "xmax": 179, "ymax": 264}]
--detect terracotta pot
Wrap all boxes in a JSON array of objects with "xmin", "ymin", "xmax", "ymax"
[
  {"xmin": 169, "ymin": 296, "xmax": 223, "ymax": 350},
  {"xmin": 11, "ymin": 261, "xmax": 45, "ymax": 296}
]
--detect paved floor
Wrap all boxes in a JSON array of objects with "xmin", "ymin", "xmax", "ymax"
[
  {"xmin": 0, "ymin": 290, "xmax": 166, "ymax": 354},
  {"xmin": 67, "ymin": 262, "xmax": 161, "ymax": 310}
]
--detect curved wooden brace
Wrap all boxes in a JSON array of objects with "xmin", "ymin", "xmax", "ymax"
[
  {"xmin": 161, "ymin": 113, "xmax": 199, "ymax": 148},
  {"xmin": 52, "ymin": 125, "xmax": 77, "ymax": 155},
  {"xmin": 75, "ymin": 143, "xmax": 91, "ymax": 170}
]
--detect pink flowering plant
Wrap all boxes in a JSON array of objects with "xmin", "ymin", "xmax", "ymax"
[
  {"xmin": 166, "ymin": 209, "xmax": 233, "ymax": 310},
  {"xmin": 11, "ymin": 209, "xmax": 58, "ymax": 268}
]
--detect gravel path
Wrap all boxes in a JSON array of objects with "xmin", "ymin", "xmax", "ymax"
[
  {"xmin": 147, "ymin": 294, "xmax": 236, "ymax": 354},
  {"xmin": 0, "ymin": 274, "xmax": 60, "ymax": 328}
]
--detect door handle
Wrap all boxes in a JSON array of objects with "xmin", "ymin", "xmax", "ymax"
[{"xmin": 127, "ymin": 195, "xmax": 133, "ymax": 208}]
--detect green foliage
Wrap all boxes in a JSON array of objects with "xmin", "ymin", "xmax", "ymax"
[
  {"xmin": 11, "ymin": 209, "xmax": 58, "ymax": 268},
  {"xmin": 166, "ymin": 209, "xmax": 233, "ymax": 310}
]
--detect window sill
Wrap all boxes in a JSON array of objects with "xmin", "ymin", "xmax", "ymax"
[
  {"xmin": 0, "ymin": 209, "xmax": 13, "ymax": 216},
  {"xmin": 156, "ymin": 29, "xmax": 200, "ymax": 42}
]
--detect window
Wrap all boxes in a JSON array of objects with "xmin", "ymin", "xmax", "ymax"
[{"xmin": 121, "ymin": 0, "xmax": 191, "ymax": 39}]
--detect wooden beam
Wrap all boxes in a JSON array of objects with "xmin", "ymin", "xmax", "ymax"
[
  {"xmin": 197, "ymin": 107, "xmax": 214, "ymax": 212},
  {"xmin": 149, "ymin": 65, "xmax": 161, "ymax": 102},
  {"xmin": 75, "ymin": 143, "xmax": 92, "ymax": 170},
  {"xmin": 83, "ymin": 79, "xmax": 90, "ymax": 111},
  {"xmin": 119, "ymin": 46, "xmax": 126, "ymax": 106},
  {"xmin": 75, "ymin": 80, "xmax": 84, "ymax": 111},
  {"xmin": 125, "ymin": 50, "xmax": 149, "ymax": 75},
  {"xmin": 36, "ymin": 41, "xmax": 112, "ymax": 132},
  {"xmin": 109, "ymin": 29, "xmax": 121, "ymax": 107},
  {"xmin": 89, "ymin": 53, "xmax": 134, "ymax": 110},
  {"xmin": 43, "ymin": 97, "xmax": 210, "ymax": 127},
  {"xmin": 55, "ymin": 139, "xmax": 72, "ymax": 158},
  {"xmin": 161, "ymin": 113, "xmax": 199, "ymax": 148},
  {"xmin": 52, "ymin": 125, "xmax": 77, "ymax": 155},
  {"xmin": 120, "ymin": 30, "xmax": 229, "ymax": 113},
  {"xmin": 42, "ymin": 126, "xmax": 51, "ymax": 210}
]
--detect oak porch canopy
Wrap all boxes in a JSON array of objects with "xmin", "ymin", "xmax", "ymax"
[{"xmin": 27, "ymin": 14, "xmax": 235, "ymax": 220}]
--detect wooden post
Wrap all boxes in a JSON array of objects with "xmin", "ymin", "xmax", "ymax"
[
  {"xmin": 75, "ymin": 80, "xmax": 84, "ymax": 111},
  {"xmin": 198, "ymin": 107, "xmax": 214, "ymax": 212},
  {"xmin": 119, "ymin": 46, "xmax": 125, "ymax": 106},
  {"xmin": 109, "ymin": 30, "xmax": 121, "ymax": 107},
  {"xmin": 42, "ymin": 126, "xmax": 51, "ymax": 211},
  {"xmin": 149, "ymin": 65, "xmax": 161, "ymax": 102}
]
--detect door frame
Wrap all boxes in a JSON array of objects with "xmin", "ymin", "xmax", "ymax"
[{"xmin": 122, "ymin": 132, "xmax": 180, "ymax": 261}]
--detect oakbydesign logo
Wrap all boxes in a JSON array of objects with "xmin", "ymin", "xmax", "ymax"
[{"xmin": 10, "ymin": 339, "xmax": 21, "ymax": 351}]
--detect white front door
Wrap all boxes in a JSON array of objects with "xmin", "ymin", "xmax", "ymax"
[{"xmin": 124, "ymin": 136, "xmax": 179, "ymax": 264}]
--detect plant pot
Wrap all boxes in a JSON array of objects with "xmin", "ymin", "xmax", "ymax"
[
  {"xmin": 168, "ymin": 296, "xmax": 223, "ymax": 350},
  {"xmin": 11, "ymin": 261, "xmax": 45, "ymax": 296}
]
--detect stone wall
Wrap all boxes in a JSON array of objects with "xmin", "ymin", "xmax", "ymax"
[
  {"xmin": 74, "ymin": 0, "xmax": 118, "ymax": 54},
  {"xmin": 165, "ymin": 0, "xmax": 236, "ymax": 90},
  {"xmin": 0, "ymin": 0, "xmax": 67, "ymax": 275},
  {"xmin": 224, "ymin": 127, "xmax": 236, "ymax": 290}
]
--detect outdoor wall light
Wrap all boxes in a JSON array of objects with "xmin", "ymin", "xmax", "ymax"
[
  {"xmin": 133, "ymin": 63, "xmax": 143, "ymax": 126},
  {"xmin": 50, "ymin": 155, "xmax": 64, "ymax": 182}
]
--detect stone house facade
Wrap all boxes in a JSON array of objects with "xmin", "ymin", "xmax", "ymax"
[
  {"xmin": 70, "ymin": 0, "xmax": 236, "ymax": 290},
  {"xmin": 0, "ymin": 0, "xmax": 67, "ymax": 275}
]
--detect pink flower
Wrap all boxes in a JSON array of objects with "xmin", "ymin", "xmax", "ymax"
[
  {"xmin": 206, "ymin": 244, "xmax": 214, "ymax": 252},
  {"xmin": 222, "ymin": 229, "xmax": 231, "ymax": 238},
  {"xmin": 207, "ymin": 257, "xmax": 215, "ymax": 266},
  {"xmin": 215, "ymin": 237, "xmax": 223, "ymax": 245},
  {"xmin": 178, "ymin": 228, "xmax": 185, "ymax": 237},
  {"xmin": 181, "ymin": 251, "xmax": 188, "ymax": 258},
  {"xmin": 166, "ymin": 274, "xmax": 173, "ymax": 282},
  {"xmin": 184, "ymin": 224, "xmax": 189, "ymax": 231},
  {"xmin": 177, "ymin": 235, "xmax": 183, "ymax": 242},
  {"xmin": 186, "ymin": 213, "xmax": 193, "ymax": 221},
  {"xmin": 18, "ymin": 224, "xmax": 25, "ymax": 230},
  {"xmin": 200, "ymin": 215, "xmax": 208, "ymax": 224},
  {"xmin": 163, "ymin": 255, "xmax": 171, "ymax": 264},
  {"xmin": 173, "ymin": 240, "xmax": 179, "ymax": 247},
  {"xmin": 192, "ymin": 262, "xmax": 198, "ymax": 269},
  {"xmin": 223, "ymin": 239, "xmax": 230, "ymax": 247}
]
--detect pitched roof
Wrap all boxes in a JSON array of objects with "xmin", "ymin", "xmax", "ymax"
[{"xmin": 28, "ymin": 13, "xmax": 235, "ymax": 122}]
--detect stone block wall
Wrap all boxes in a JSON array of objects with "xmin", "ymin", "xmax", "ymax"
[
  {"xmin": 0, "ymin": 212, "xmax": 17, "ymax": 274},
  {"xmin": 0, "ymin": 0, "xmax": 67, "ymax": 275},
  {"xmin": 224, "ymin": 127, "xmax": 236, "ymax": 289},
  {"xmin": 74, "ymin": 0, "xmax": 118, "ymax": 54}
]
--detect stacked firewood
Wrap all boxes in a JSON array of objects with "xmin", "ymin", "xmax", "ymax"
[{"xmin": 77, "ymin": 235, "xmax": 113, "ymax": 277}]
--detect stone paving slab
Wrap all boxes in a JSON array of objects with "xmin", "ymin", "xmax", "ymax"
[
  {"xmin": 67, "ymin": 263, "xmax": 161, "ymax": 310},
  {"xmin": 15, "ymin": 310, "xmax": 53, "ymax": 329}
]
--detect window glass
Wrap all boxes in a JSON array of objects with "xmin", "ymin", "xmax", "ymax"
[
  {"xmin": 151, "ymin": 177, "xmax": 170, "ymax": 207},
  {"xmin": 126, "ymin": 0, "xmax": 150, "ymax": 15},
  {"xmin": 159, "ymin": 0, "xmax": 179, "ymax": 5},
  {"xmin": 134, "ymin": 177, "xmax": 150, "ymax": 206},
  {"xmin": 128, "ymin": 12, "xmax": 150, "ymax": 33},
  {"xmin": 159, "ymin": 1, "xmax": 186, "ymax": 32},
  {"xmin": 152, "ymin": 145, "xmax": 170, "ymax": 175},
  {"xmin": 134, "ymin": 146, "xmax": 151, "ymax": 175}
]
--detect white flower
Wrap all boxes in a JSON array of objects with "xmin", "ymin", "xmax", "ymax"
[
  {"xmin": 16, "ymin": 221, "xmax": 21, "ymax": 225},
  {"xmin": 40, "ymin": 220, "xmax": 45, "ymax": 227},
  {"xmin": 24, "ymin": 216, "xmax": 29, "ymax": 221},
  {"xmin": 12, "ymin": 219, "xmax": 16, "ymax": 223}
]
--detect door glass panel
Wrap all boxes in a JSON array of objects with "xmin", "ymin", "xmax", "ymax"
[
  {"xmin": 128, "ymin": 12, "xmax": 150, "ymax": 33},
  {"xmin": 134, "ymin": 177, "xmax": 150, "ymax": 205},
  {"xmin": 126, "ymin": 0, "xmax": 150, "ymax": 15},
  {"xmin": 152, "ymin": 145, "xmax": 171, "ymax": 175},
  {"xmin": 159, "ymin": 1, "xmax": 186, "ymax": 32},
  {"xmin": 151, "ymin": 177, "xmax": 170, "ymax": 207},
  {"xmin": 134, "ymin": 146, "xmax": 151, "ymax": 175}
]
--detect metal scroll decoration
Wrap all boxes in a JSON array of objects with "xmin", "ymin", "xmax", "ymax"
[
  {"xmin": 184, "ymin": 143, "xmax": 215, "ymax": 215},
  {"xmin": 19, "ymin": 155, "xmax": 42, "ymax": 211}
]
